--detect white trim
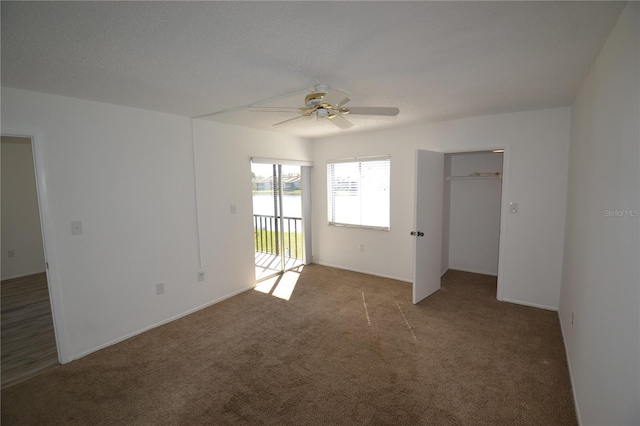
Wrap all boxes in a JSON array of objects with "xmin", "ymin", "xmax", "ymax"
[
  {"xmin": 190, "ymin": 119, "xmax": 204, "ymax": 273},
  {"xmin": 441, "ymin": 268, "xmax": 449, "ymax": 277},
  {"xmin": 1, "ymin": 127, "xmax": 70, "ymax": 363},
  {"xmin": 327, "ymin": 154, "xmax": 390, "ymax": 164},
  {"xmin": 301, "ymin": 166, "xmax": 313, "ymax": 265},
  {"xmin": 447, "ymin": 267, "xmax": 498, "ymax": 277},
  {"xmin": 312, "ymin": 261, "xmax": 411, "ymax": 284},
  {"xmin": 69, "ymin": 285, "xmax": 255, "ymax": 361},
  {"xmin": 496, "ymin": 146, "xmax": 510, "ymax": 302},
  {"xmin": 501, "ymin": 297, "xmax": 557, "ymax": 311},
  {"xmin": 277, "ymin": 165, "xmax": 286, "ymax": 271},
  {"xmin": 251, "ymin": 157, "xmax": 313, "ymax": 167},
  {"xmin": 1, "ymin": 270, "xmax": 48, "ymax": 281},
  {"xmin": 327, "ymin": 222, "xmax": 390, "ymax": 231},
  {"xmin": 559, "ymin": 313, "xmax": 583, "ymax": 425},
  {"xmin": 438, "ymin": 145, "xmax": 509, "ymax": 155}
]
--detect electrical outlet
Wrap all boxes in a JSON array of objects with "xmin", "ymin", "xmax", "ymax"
[
  {"xmin": 198, "ymin": 271, "xmax": 205, "ymax": 281},
  {"xmin": 230, "ymin": 204, "xmax": 237, "ymax": 214},
  {"xmin": 8, "ymin": 250, "xmax": 15, "ymax": 258},
  {"xmin": 358, "ymin": 244, "xmax": 365, "ymax": 253},
  {"xmin": 156, "ymin": 283, "xmax": 165, "ymax": 295}
]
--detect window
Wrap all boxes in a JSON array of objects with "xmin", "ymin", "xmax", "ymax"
[{"xmin": 327, "ymin": 156, "xmax": 390, "ymax": 230}]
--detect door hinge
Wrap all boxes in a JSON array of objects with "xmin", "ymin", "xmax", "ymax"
[{"xmin": 46, "ymin": 262, "xmax": 49, "ymax": 269}]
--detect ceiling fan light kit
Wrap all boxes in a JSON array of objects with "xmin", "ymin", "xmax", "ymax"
[{"xmin": 317, "ymin": 108, "xmax": 330, "ymax": 118}]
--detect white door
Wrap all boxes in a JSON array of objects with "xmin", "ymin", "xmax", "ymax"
[{"xmin": 412, "ymin": 149, "xmax": 444, "ymax": 304}]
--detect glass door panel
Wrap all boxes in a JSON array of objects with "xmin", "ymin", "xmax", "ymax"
[{"xmin": 252, "ymin": 163, "xmax": 303, "ymax": 281}]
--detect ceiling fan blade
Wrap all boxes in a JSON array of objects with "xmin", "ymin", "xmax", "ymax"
[
  {"xmin": 273, "ymin": 115, "xmax": 310, "ymax": 127},
  {"xmin": 249, "ymin": 106, "xmax": 306, "ymax": 113},
  {"xmin": 346, "ymin": 106, "xmax": 400, "ymax": 116},
  {"xmin": 322, "ymin": 88, "xmax": 350, "ymax": 108},
  {"xmin": 329, "ymin": 113, "xmax": 353, "ymax": 129},
  {"xmin": 337, "ymin": 97, "xmax": 351, "ymax": 108}
]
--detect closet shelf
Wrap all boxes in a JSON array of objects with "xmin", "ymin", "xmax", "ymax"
[{"xmin": 447, "ymin": 173, "xmax": 502, "ymax": 181}]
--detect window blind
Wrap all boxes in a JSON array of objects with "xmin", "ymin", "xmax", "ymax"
[{"xmin": 327, "ymin": 156, "xmax": 390, "ymax": 230}]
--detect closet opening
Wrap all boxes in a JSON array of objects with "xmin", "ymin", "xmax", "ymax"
[{"xmin": 442, "ymin": 150, "xmax": 505, "ymax": 298}]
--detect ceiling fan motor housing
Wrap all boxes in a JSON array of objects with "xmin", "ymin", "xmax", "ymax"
[
  {"xmin": 314, "ymin": 83, "xmax": 330, "ymax": 93},
  {"xmin": 305, "ymin": 92, "xmax": 325, "ymax": 107}
]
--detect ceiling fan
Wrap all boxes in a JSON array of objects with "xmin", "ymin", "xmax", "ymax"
[{"xmin": 250, "ymin": 84, "xmax": 400, "ymax": 129}]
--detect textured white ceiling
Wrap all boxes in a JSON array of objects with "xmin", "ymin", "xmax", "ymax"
[{"xmin": 1, "ymin": 1, "xmax": 625, "ymax": 139}]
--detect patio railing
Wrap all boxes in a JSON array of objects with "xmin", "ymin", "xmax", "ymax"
[{"xmin": 253, "ymin": 214, "xmax": 302, "ymax": 259}]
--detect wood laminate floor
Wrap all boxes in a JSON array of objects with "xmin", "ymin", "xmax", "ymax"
[{"xmin": 1, "ymin": 272, "xmax": 59, "ymax": 389}]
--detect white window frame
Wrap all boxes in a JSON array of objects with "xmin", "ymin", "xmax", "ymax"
[{"xmin": 327, "ymin": 155, "xmax": 391, "ymax": 231}]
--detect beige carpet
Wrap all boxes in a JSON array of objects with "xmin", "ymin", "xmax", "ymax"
[{"xmin": 1, "ymin": 265, "xmax": 577, "ymax": 425}]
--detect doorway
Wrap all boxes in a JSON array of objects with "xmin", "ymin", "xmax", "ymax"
[
  {"xmin": 251, "ymin": 161, "xmax": 304, "ymax": 281},
  {"xmin": 444, "ymin": 151, "xmax": 504, "ymax": 271},
  {"xmin": 442, "ymin": 151, "xmax": 504, "ymax": 297},
  {"xmin": 413, "ymin": 148, "xmax": 508, "ymax": 304},
  {"xmin": 1, "ymin": 136, "xmax": 59, "ymax": 387}
]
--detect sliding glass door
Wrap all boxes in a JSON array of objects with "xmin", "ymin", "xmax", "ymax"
[{"xmin": 252, "ymin": 162, "xmax": 304, "ymax": 281}]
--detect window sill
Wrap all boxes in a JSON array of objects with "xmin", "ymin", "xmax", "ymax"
[{"xmin": 328, "ymin": 222, "xmax": 390, "ymax": 231}]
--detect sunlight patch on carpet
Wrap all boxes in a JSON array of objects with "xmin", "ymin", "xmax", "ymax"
[
  {"xmin": 396, "ymin": 301, "xmax": 417, "ymax": 341},
  {"xmin": 255, "ymin": 266, "xmax": 303, "ymax": 300},
  {"xmin": 255, "ymin": 276, "xmax": 278, "ymax": 294},
  {"xmin": 362, "ymin": 292, "xmax": 371, "ymax": 326},
  {"xmin": 271, "ymin": 270, "xmax": 300, "ymax": 300}
]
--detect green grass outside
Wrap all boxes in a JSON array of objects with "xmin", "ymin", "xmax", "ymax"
[{"xmin": 254, "ymin": 229, "xmax": 303, "ymax": 259}]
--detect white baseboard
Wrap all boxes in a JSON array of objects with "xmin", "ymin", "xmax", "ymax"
[
  {"xmin": 441, "ymin": 268, "xmax": 449, "ymax": 277},
  {"xmin": 448, "ymin": 266, "xmax": 498, "ymax": 277},
  {"xmin": 312, "ymin": 261, "xmax": 411, "ymax": 284},
  {"xmin": 1, "ymin": 269, "xmax": 47, "ymax": 281},
  {"xmin": 501, "ymin": 297, "xmax": 557, "ymax": 312},
  {"xmin": 69, "ymin": 285, "xmax": 255, "ymax": 362},
  {"xmin": 558, "ymin": 312, "xmax": 582, "ymax": 425}
]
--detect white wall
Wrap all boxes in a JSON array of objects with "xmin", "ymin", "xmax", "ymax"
[
  {"xmin": 312, "ymin": 107, "xmax": 570, "ymax": 309},
  {"xmin": 192, "ymin": 119, "xmax": 312, "ymax": 299},
  {"xmin": 1, "ymin": 136, "xmax": 46, "ymax": 279},
  {"xmin": 0, "ymin": 87, "xmax": 311, "ymax": 361},
  {"xmin": 448, "ymin": 152, "xmax": 503, "ymax": 276},
  {"xmin": 559, "ymin": 3, "xmax": 639, "ymax": 425}
]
